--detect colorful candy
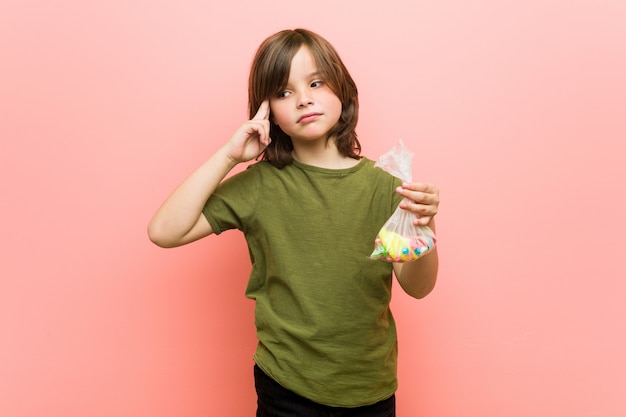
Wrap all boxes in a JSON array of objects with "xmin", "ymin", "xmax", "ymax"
[{"xmin": 370, "ymin": 225, "xmax": 436, "ymax": 262}]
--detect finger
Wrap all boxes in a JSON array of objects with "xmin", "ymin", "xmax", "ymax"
[
  {"xmin": 247, "ymin": 119, "xmax": 270, "ymax": 145},
  {"xmin": 398, "ymin": 201, "xmax": 433, "ymax": 226},
  {"xmin": 414, "ymin": 216, "xmax": 433, "ymax": 227},
  {"xmin": 259, "ymin": 121, "xmax": 271, "ymax": 145},
  {"xmin": 397, "ymin": 188, "xmax": 439, "ymax": 206},
  {"xmin": 400, "ymin": 199, "xmax": 437, "ymax": 215},
  {"xmin": 252, "ymin": 100, "xmax": 270, "ymax": 121},
  {"xmin": 410, "ymin": 191, "xmax": 435, "ymax": 204},
  {"xmin": 402, "ymin": 182, "xmax": 438, "ymax": 194}
]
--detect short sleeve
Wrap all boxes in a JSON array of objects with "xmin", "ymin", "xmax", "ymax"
[{"xmin": 202, "ymin": 164, "xmax": 261, "ymax": 235}]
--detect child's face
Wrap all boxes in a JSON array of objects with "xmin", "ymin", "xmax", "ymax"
[{"xmin": 269, "ymin": 46, "xmax": 342, "ymax": 145}]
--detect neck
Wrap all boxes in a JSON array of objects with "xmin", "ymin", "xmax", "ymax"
[{"xmin": 291, "ymin": 139, "xmax": 359, "ymax": 169}]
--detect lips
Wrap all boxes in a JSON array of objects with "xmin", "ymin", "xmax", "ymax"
[{"xmin": 298, "ymin": 112, "xmax": 321, "ymax": 123}]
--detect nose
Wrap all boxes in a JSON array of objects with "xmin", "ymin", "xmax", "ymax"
[{"xmin": 296, "ymin": 90, "xmax": 313, "ymax": 108}]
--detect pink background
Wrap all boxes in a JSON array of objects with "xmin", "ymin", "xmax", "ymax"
[{"xmin": 2, "ymin": 1, "xmax": 625, "ymax": 416}]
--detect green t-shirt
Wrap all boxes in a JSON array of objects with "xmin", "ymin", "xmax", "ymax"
[{"xmin": 203, "ymin": 157, "xmax": 403, "ymax": 407}]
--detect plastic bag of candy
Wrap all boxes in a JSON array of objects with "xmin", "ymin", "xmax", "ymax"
[{"xmin": 369, "ymin": 140, "xmax": 437, "ymax": 262}]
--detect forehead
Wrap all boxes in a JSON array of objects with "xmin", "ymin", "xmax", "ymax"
[{"xmin": 287, "ymin": 46, "xmax": 318, "ymax": 77}]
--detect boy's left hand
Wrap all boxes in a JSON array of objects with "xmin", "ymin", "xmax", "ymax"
[{"xmin": 396, "ymin": 182, "xmax": 439, "ymax": 226}]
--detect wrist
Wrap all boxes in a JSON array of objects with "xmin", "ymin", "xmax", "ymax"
[{"xmin": 216, "ymin": 145, "xmax": 241, "ymax": 169}]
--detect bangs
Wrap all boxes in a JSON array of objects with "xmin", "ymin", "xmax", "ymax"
[{"xmin": 253, "ymin": 37, "xmax": 303, "ymax": 98}]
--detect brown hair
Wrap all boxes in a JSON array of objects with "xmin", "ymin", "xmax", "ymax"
[{"xmin": 248, "ymin": 28, "xmax": 361, "ymax": 168}]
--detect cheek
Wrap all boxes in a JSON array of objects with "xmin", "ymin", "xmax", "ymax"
[
  {"xmin": 269, "ymin": 103, "xmax": 288, "ymax": 126},
  {"xmin": 327, "ymin": 95, "xmax": 343, "ymax": 122}
]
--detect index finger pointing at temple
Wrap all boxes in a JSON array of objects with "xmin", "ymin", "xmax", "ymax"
[{"xmin": 253, "ymin": 100, "xmax": 270, "ymax": 120}]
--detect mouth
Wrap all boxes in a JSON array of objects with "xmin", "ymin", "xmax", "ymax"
[{"xmin": 298, "ymin": 112, "xmax": 322, "ymax": 123}]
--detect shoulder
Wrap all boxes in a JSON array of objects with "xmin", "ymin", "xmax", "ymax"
[
  {"xmin": 359, "ymin": 157, "xmax": 401, "ymax": 184},
  {"xmin": 223, "ymin": 160, "xmax": 298, "ymax": 193},
  {"xmin": 212, "ymin": 162, "xmax": 273, "ymax": 199},
  {"xmin": 243, "ymin": 160, "xmax": 290, "ymax": 178},
  {"xmin": 222, "ymin": 160, "xmax": 274, "ymax": 184}
]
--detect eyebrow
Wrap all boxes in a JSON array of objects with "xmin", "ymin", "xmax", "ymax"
[{"xmin": 283, "ymin": 71, "xmax": 323, "ymax": 88}]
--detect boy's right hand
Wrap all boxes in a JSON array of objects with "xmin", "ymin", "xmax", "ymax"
[{"xmin": 225, "ymin": 100, "xmax": 271, "ymax": 163}]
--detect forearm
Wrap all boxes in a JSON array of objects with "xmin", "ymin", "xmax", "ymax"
[
  {"xmin": 394, "ymin": 220, "xmax": 439, "ymax": 299},
  {"xmin": 148, "ymin": 146, "xmax": 238, "ymax": 247}
]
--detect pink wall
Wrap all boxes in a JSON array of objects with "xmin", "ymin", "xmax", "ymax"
[{"xmin": 2, "ymin": 1, "xmax": 625, "ymax": 416}]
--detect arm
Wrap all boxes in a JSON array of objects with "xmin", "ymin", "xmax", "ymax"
[
  {"xmin": 147, "ymin": 101, "xmax": 271, "ymax": 248},
  {"xmin": 392, "ymin": 182, "xmax": 440, "ymax": 299}
]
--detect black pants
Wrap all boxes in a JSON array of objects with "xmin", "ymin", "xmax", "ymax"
[{"xmin": 254, "ymin": 365, "xmax": 396, "ymax": 417}]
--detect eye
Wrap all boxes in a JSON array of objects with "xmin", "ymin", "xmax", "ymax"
[
  {"xmin": 276, "ymin": 90, "xmax": 291, "ymax": 99},
  {"xmin": 310, "ymin": 80, "xmax": 324, "ymax": 88}
]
